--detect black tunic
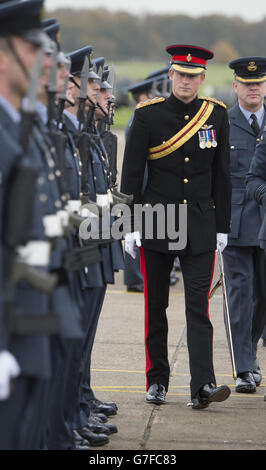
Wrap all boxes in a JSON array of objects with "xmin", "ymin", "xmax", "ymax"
[{"xmin": 121, "ymin": 93, "xmax": 232, "ymax": 254}]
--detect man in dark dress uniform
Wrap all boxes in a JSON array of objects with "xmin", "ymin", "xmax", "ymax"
[
  {"xmin": 223, "ymin": 57, "xmax": 266, "ymax": 394},
  {"xmin": 121, "ymin": 44, "xmax": 232, "ymax": 409}
]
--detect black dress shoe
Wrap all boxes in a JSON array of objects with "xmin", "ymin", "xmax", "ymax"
[
  {"xmin": 89, "ymin": 398, "xmax": 117, "ymax": 416},
  {"xmin": 75, "ymin": 441, "xmax": 91, "ymax": 450},
  {"xmin": 77, "ymin": 427, "xmax": 109, "ymax": 447},
  {"xmin": 90, "ymin": 411, "xmax": 108, "ymax": 423},
  {"xmin": 94, "ymin": 398, "xmax": 118, "ymax": 411},
  {"xmin": 236, "ymin": 372, "xmax": 256, "ymax": 393},
  {"xmin": 86, "ymin": 419, "xmax": 111, "ymax": 435},
  {"xmin": 146, "ymin": 384, "xmax": 166, "ymax": 405},
  {"xmin": 253, "ymin": 359, "xmax": 262, "ymax": 386},
  {"xmin": 90, "ymin": 413, "xmax": 118, "ymax": 433},
  {"xmin": 127, "ymin": 284, "xmax": 144, "ymax": 293},
  {"xmin": 73, "ymin": 431, "xmax": 91, "ymax": 449},
  {"xmin": 191, "ymin": 383, "xmax": 231, "ymax": 409}
]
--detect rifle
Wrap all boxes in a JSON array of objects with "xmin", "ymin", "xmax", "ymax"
[
  {"xmin": 97, "ymin": 65, "xmax": 133, "ymax": 206},
  {"xmin": 47, "ymin": 46, "xmax": 69, "ymax": 202},
  {"xmin": 57, "ymin": 57, "xmax": 72, "ymax": 131},
  {"xmin": 4, "ymin": 49, "xmax": 57, "ymax": 293},
  {"xmin": 76, "ymin": 56, "xmax": 103, "ymax": 216},
  {"xmin": 3, "ymin": 50, "xmax": 60, "ymax": 336}
]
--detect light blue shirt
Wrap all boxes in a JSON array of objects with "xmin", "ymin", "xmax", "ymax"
[
  {"xmin": 64, "ymin": 109, "xmax": 79, "ymax": 130},
  {"xmin": 0, "ymin": 95, "xmax": 21, "ymax": 124},
  {"xmin": 36, "ymin": 101, "xmax": 48, "ymax": 125},
  {"xmin": 239, "ymin": 103, "xmax": 265, "ymax": 129}
]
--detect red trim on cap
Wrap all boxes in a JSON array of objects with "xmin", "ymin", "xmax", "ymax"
[{"xmin": 172, "ymin": 55, "xmax": 207, "ymax": 66}]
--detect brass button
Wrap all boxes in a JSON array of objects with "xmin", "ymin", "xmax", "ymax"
[
  {"xmin": 184, "ymin": 115, "xmax": 189, "ymax": 120},
  {"xmin": 183, "ymin": 199, "xmax": 187, "ymax": 204},
  {"xmin": 38, "ymin": 176, "xmax": 45, "ymax": 185},
  {"xmin": 184, "ymin": 157, "xmax": 190, "ymax": 162},
  {"xmin": 54, "ymin": 200, "xmax": 62, "ymax": 208},
  {"xmin": 184, "ymin": 178, "xmax": 188, "ymax": 183},
  {"xmin": 39, "ymin": 193, "xmax": 48, "ymax": 203},
  {"xmin": 48, "ymin": 159, "xmax": 55, "ymax": 168}
]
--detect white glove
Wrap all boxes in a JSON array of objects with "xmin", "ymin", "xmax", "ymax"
[
  {"xmin": 0, "ymin": 351, "xmax": 21, "ymax": 400},
  {"xmin": 216, "ymin": 233, "xmax": 228, "ymax": 253},
  {"xmin": 125, "ymin": 231, "xmax": 141, "ymax": 259}
]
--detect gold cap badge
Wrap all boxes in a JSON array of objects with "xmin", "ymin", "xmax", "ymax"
[
  {"xmin": 186, "ymin": 53, "xmax": 192, "ymax": 62},
  {"xmin": 248, "ymin": 61, "xmax": 257, "ymax": 72}
]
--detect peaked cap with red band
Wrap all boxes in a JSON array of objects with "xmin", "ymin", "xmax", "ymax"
[{"xmin": 166, "ymin": 44, "xmax": 214, "ymax": 75}]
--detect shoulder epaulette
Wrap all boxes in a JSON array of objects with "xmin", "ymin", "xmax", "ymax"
[
  {"xmin": 199, "ymin": 96, "xmax": 227, "ymax": 109},
  {"xmin": 136, "ymin": 96, "xmax": 165, "ymax": 109}
]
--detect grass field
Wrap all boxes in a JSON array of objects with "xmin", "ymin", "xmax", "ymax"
[
  {"xmin": 113, "ymin": 61, "xmax": 233, "ymax": 87},
  {"xmin": 112, "ymin": 61, "xmax": 234, "ymax": 128}
]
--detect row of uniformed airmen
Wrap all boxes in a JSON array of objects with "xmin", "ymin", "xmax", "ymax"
[
  {"xmin": 0, "ymin": 0, "xmax": 131, "ymax": 450},
  {"xmin": 1, "ymin": 0, "xmax": 266, "ymax": 453}
]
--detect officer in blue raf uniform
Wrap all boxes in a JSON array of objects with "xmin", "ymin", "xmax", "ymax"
[
  {"xmin": 0, "ymin": 0, "xmax": 66, "ymax": 450},
  {"xmin": 63, "ymin": 47, "xmax": 121, "ymax": 448},
  {"xmin": 81, "ymin": 56, "xmax": 125, "ymax": 419},
  {"xmin": 223, "ymin": 57, "xmax": 266, "ymax": 393},
  {"xmin": 35, "ymin": 20, "xmax": 88, "ymax": 450},
  {"xmin": 246, "ymin": 95, "xmax": 266, "ymax": 397}
]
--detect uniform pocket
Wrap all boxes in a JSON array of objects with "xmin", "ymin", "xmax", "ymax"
[
  {"xmin": 230, "ymin": 141, "xmax": 249, "ymax": 173},
  {"xmin": 229, "ymin": 188, "xmax": 246, "ymax": 239}
]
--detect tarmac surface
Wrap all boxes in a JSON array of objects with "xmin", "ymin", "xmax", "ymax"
[
  {"xmin": 90, "ymin": 267, "xmax": 266, "ymax": 452},
  {"xmin": 88, "ymin": 128, "xmax": 266, "ymax": 452}
]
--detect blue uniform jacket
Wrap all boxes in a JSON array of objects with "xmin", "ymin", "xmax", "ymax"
[
  {"xmin": 246, "ymin": 125, "xmax": 266, "ymax": 250},
  {"xmin": 228, "ymin": 103, "xmax": 266, "ymax": 246}
]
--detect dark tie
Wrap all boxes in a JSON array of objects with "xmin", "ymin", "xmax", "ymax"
[{"xmin": 250, "ymin": 113, "xmax": 260, "ymax": 136}]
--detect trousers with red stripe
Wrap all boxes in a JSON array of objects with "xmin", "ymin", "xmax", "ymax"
[{"xmin": 140, "ymin": 247, "xmax": 216, "ymax": 400}]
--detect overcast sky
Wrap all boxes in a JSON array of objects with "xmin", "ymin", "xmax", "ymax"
[{"xmin": 45, "ymin": 0, "xmax": 266, "ymax": 22}]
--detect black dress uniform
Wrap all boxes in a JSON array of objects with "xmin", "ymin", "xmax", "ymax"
[{"xmin": 121, "ymin": 45, "xmax": 232, "ymax": 407}]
